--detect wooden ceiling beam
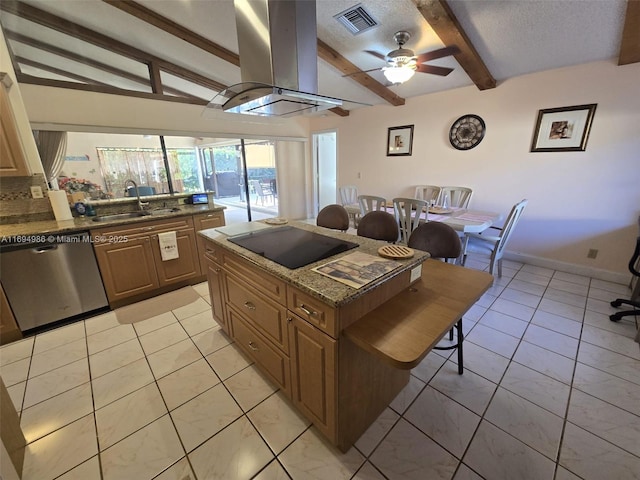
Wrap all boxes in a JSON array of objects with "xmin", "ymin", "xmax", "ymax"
[
  {"xmin": 411, "ymin": 0, "xmax": 496, "ymax": 90},
  {"xmin": 102, "ymin": 0, "xmax": 240, "ymax": 67},
  {"xmin": 329, "ymin": 107, "xmax": 349, "ymax": 117},
  {"xmin": 0, "ymin": 0, "xmax": 227, "ymax": 92},
  {"xmin": 103, "ymin": 1, "xmax": 358, "ymax": 115},
  {"xmin": 317, "ymin": 39, "xmax": 405, "ymax": 106},
  {"xmin": 619, "ymin": 0, "xmax": 640, "ymax": 65}
]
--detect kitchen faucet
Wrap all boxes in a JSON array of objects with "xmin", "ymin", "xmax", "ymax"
[{"xmin": 124, "ymin": 179, "xmax": 149, "ymax": 211}]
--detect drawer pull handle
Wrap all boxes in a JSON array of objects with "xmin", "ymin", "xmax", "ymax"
[
  {"xmin": 143, "ymin": 226, "xmax": 155, "ymax": 231},
  {"xmin": 214, "ymin": 268, "xmax": 221, "ymax": 273},
  {"xmin": 299, "ymin": 304, "xmax": 317, "ymax": 316},
  {"xmin": 248, "ymin": 341, "xmax": 259, "ymax": 351},
  {"xmin": 243, "ymin": 301, "xmax": 256, "ymax": 311}
]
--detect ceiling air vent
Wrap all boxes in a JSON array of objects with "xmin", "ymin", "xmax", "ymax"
[{"xmin": 334, "ymin": 4, "xmax": 378, "ymax": 35}]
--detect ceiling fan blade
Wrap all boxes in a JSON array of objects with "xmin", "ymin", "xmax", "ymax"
[
  {"xmin": 364, "ymin": 50, "xmax": 387, "ymax": 61},
  {"xmin": 416, "ymin": 64, "xmax": 455, "ymax": 76},
  {"xmin": 416, "ymin": 45, "xmax": 460, "ymax": 63},
  {"xmin": 342, "ymin": 67, "xmax": 381, "ymax": 78}
]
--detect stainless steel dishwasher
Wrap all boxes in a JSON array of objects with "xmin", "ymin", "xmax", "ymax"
[{"xmin": 0, "ymin": 231, "xmax": 108, "ymax": 331}]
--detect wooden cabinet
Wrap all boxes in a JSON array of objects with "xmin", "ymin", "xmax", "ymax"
[
  {"xmin": 93, "ymin": 236, "xmax": 159, "ymax": 302},
  {"xmin": 150, "ymin": 227, "xmax": 200, "ymax": 286},
  {"xmin": 92, "ymin": 216, "xmax": 202, "ymax": 305},
  {"xmin": 207, "ymin": 246, "xmax": 337, "ymax": 440},
  {"xmin": 288, "ymin": 312, "xmax": 336, "ymax": 440},
  {"xmin": 0, "ymin": 82, "xmax": 30, "ymax": 177},
  {"xmin": 0, "ymin": 283, "xmax": 22, "ymax": 346},
  {"xmin": 205, "ymin": 253, "xmax": 227, "ymax": 333},
  {"xmin": 194, "ymin": 211, "xmax": 225, "ymax": 274}
]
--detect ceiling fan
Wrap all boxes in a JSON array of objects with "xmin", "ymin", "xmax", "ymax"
[{"xmin": 346, "ymin": 31, "xmax": 460, "ymax": 85}]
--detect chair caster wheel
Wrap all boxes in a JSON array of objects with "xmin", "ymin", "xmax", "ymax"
[
  {"xmin": 610, "ymin": 300, "xmax": 622, "ymax": 307},
  {"xmin": 609, "ymin": 313, "xmax": 622, "ymax": 322}
]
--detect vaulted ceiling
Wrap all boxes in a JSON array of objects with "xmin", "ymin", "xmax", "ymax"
[{"xmin": 1, "ymin": 0, "xmax": 638, "ymax": 117}]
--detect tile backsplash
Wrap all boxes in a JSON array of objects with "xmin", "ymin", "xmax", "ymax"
[{"xmin": 0, "ymin": 174, "xmax": 54, "ymax": 223}]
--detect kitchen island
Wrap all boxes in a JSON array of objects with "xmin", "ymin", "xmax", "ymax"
[{"xmin": 200, "ymin": 221, "xmax": 493, "ymax": 451}]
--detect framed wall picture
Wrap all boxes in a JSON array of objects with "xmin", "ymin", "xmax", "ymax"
[
  {"xmin": 387, "ymin": 125, "xmax": 414, "ymax": 156},
  {"xmin": 530, "ymin": 104, "xmax": 597, "ymax": 152}
]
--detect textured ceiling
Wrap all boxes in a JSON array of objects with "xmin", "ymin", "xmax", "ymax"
[{"xmin": 0, "ymin": 0, "xmax": 631, "ymax": 111}]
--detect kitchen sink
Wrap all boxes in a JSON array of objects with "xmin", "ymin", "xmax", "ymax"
[
  {"xmin": 150, "ymin": 208, "xmax": 182, "ymax": 215},
  {"xmin": 91, "ymin": 212, "xmax": 151, "ymax": 222}
]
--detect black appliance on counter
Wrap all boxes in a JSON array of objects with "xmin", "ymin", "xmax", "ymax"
[{"xmin": 228, "ymin": 226, "xmax": 358, "ymax": 269}]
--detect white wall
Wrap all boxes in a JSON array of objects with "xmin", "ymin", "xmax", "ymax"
[
  {"xmin": 15, "ymin": 56, "xmax": 640, "ymax": 278},
  {"xmin": 309, "ymin": 61, "xmax": 640, "ymax": 278}
]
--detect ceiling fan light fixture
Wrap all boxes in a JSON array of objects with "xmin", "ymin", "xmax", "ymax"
[{"xmin": 383, "ymin": 66, "xmax": 415, "ymax": 84}]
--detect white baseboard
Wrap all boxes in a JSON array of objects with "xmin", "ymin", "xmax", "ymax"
[{"xmin": 504, "ymin": 251, "xmax": 631, "ymax": 285}]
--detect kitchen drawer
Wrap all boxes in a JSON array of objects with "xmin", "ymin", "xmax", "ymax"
[
  {"xmin": 91, "ymin": 217, "xmax": 195, "ymax": 239},
  {"xmin": 288, "ymin": 287, "xmax": 337, "ymax": 338},
  {"xmin": 229, "ymin": 310, "xmax": 291, "ymax": 397},
  {"xmin": 222, "ymin": 251, "xmax": 286, "ymax": 304},
  {"xmin": 226, "ymin": 273, "xmax": 289, "ymax": 353},
  {"xmin": 203, "ymin": 241, "xmax": 222, "ymax": 264}
]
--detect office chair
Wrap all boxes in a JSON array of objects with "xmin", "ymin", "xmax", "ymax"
[
  {"xmin": 610, "ymin": 234, "xmax": 640, "ymax": 322},
  {"xmin": 316, "ymin": 204, "xmax": 350, "ymax": 232},
  {"xmin": 357, "ymin": 211, "xmax": 399, "ymax": 242}
]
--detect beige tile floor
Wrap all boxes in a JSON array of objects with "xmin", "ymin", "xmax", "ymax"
[{"xmin": 1, "ymin": 252, "xmax": 639, "ymax": 480}]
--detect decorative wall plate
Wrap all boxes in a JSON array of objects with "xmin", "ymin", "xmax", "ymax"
[{"xmin": 449, "ymin": 114, "xmax": 486, "ymax": 150}]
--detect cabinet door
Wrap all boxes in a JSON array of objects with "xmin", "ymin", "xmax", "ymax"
[
  {"xmin": 94, "ymin": 237, "xmax": 159, "ymax": 302},
  {"xmin": 288, "ymin": 313, "xmax": 337, "ymax": 440},
  {"xmin": 0, "ymin": 83, "xmax": 30, "ymax": 177},
  {"xmin": 150, "ymin": 228, "xmax": 201, "ymax": 286},
  {"xmin": 205, "ymin": 255, "xmax": 227, "ymax": 333},
  {"xmin": 0, "ymin": 284, "xmax": 22, "ymax": 345},
  {"xmin": 194, "ymin": 212, "xmax": 225, "ymax": 273}
]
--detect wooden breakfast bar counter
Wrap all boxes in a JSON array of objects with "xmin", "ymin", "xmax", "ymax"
[{"xmin": 199, "ymin": 221, "xmax": 493, "ymax": 451}]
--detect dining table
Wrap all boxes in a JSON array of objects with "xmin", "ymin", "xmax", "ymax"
[{"xmin": 384, "ymin": 205, "xmax": 501, "ymax": 234}]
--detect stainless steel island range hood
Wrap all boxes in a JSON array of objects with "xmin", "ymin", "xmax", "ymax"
[{"xmin": 210, "ymin": 0, "xmax": 343, "ymax": 117}]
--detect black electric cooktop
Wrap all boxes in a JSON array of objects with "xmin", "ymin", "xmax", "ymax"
[{"xmin": 228, "ymin": 226, "xmax": 358, "ymax": 269}]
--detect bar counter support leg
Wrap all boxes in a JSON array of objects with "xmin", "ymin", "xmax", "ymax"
[{"xmin": 456, "ymin": 319, "xmax": 464, "ymax": 375}]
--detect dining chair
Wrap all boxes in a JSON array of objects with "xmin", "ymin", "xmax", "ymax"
[
  {"xmin": 392, "ymin": 197, "xmax": 428, "ymax": 244},
  {"xmin": 407, "ymin": 222, "xmax": 464, "ymax": 373},
  {"xmin": 357, "ymin": 211, "xmax": 399, "ymax": 242},
  {"xmin": 338, "ymin": 185, "xmax": 360, "ymax": 227},
  {"xmin": 316, "ymin": 204, "xmax": 350, "ymax": 231},
  {"xmin": 414, "ymin": 185, "xmax": 441, "ymax": 205},
  {"xmin": 438, "ymin": 186, "xmax": 473, "ymax": 208},
  {"xmin": 249, "ymin": 179, "xmax": 275, "ymax": 206},
  {"xmin": 358, "ymin": 195, "xmax": 387, "ymax": 216},
  {"xmin": 462, "ymin": 199, "xmax": 528, "ymax": 277}
]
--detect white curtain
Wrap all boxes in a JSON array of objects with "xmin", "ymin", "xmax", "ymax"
[{"xmin": 35, "ymin": 131, "xmax": 67, "ymax": 189}]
